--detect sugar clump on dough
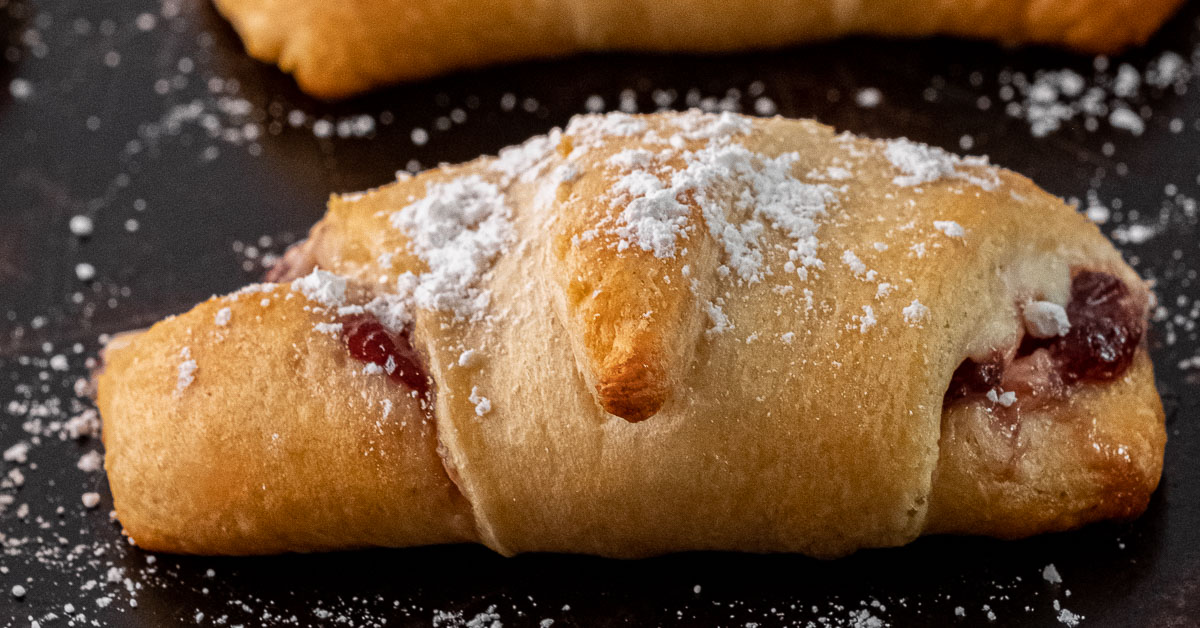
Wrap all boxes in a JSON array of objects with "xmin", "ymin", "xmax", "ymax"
[
  {"xmin": 858, "ymin": 305, "xmax": 876, "ymax": 333},
  {"xmin": 458, "ymin": 349, "xmax": 480, "ymax": 367},
  {"xmin": 884, "ymin": 138, "xmax": 997, "ymax": 189},
  {"xmin": 610, "ymin": 170, "xmax": 691, "ymax": 259},
  {"xmin": 1023, "ymin": 301, "xmax": 1071, "ymax": 338},
  {"xmin": 390, "ymin": 175, "xmax": 512, "ymax": 320},
  {"xmin": 469, "ymin": 386, "xmax": 492, "ymax": 416},
  {"xmin": 365, "ymin": 290, "xmax": 414, "ymax": 332},
  {"xmin": 902, "ymin": 300, "xmax": 929, "ymax": 324},
  {"xmin": 705, "ymin": 301, "xmax": 732, "ymax": 336},
  {"xmin": 213, "ymin": 307, "xmax": 232, "ymax": 326},
  {"xmin": 933, "ymin": 220, "xmax": 965, "ymax": 238},
  {"xmin": 293, "ymin": 268, "xmax": 347, "ymax": 308},
  {"xmin": 175, "ymin": 347, "xmax": 197, "ymax": 395}
]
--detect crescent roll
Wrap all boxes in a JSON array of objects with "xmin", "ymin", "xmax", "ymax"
[
  {"xmin": 96, "ymin": 111, "xmax": 1165, "ymax": 557},
  {"xmin": 210, "ymin": 0, "xmax": 1185, "ymax": 98}
]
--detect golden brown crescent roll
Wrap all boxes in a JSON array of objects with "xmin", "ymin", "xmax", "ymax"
[
  {"xmin": 97, "ymin": 111, "xmax": 1165, "ymax": 557},
  {"xmin": 210, "ymin": 0, "xmax": 1184, "ymax": 98}
]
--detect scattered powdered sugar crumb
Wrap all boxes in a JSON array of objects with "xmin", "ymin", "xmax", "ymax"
[
  {"xmin": 390, "ymin": 175, "xmax": 512, "ymax": 320},
  {"xmin": 76, "ymin": 450, "xmax": 103, "ymax": 472},
  {"xmin": 69, "ymin": 214, "xmax": 94, "ymax": 236},
  {"xmin": 468, "ymin": 387, "xmax": 492, "ymax": 417},
  {"xmin": 1108, "ymin": 107, "xmax": 1144, "ymax": 136},
  {"xmin": 1057, "ymin": 608, "xmax": 1084, "ymax": 627},
  {"xmin": 855, "ymin": 87, "xmax": 883, "ymax": 108},
  {"xmin": 433, "ymin": 604, "xmax": 503, "ymax": 627},
  {"xmin": 213, "ymin": 306, "xmax": 232, "ymax": 326},
  {"xmin": 81, "ymin": 492, "xmax": 101, "ymax": 508},
  {"xmin": 1043, "ymin": 564, "xmax": 1063, "ymax": 584},
  {"xmin": 175, "ymin": 347, "xmax": 197, "ymax": 395},
  {"xmin": 998, "ymin": 49, "xmax": 1189, "ymax": 138},
  {"xmin": 3, "ymin": 441, "xmax": 30, "ymax": 464},
  {"xmin": 293, "ymin": 268, "xmax": 347, "ymax": 308},
  {"xmin": 933, "ymin": 220, "xmax": 965, "ymax": 238},
  {"xmin": 884, "ymin": 138, "xmax": 997, "ymax": 189},
  {"xmin": 1053, "ymin": 599, "xmax": 1084, "ymax": 627},
  {"xmin": 75, "ymin": 262, "xmax": 96, "ymax": 281},
  {"xmin": 1111, "ymin": 223, "xmax": 1159, "ymax": 245},
  {"xmin": 902, "ymin": 300, "xmax": 929, "ymax": 324}
]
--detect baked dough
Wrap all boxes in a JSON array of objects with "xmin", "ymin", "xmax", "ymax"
[
  {"xmin": 97, "ymin": 111, "xmax": 1165, "ymax": 556},
  {"xmin": 210, "ymin": 0, "xmax": 1185, "ymax": 98}
]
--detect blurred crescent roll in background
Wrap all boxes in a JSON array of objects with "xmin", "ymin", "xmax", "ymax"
[{"xmin": 211, "ymin": 0, "xmax": 1186, "ymax": 98}]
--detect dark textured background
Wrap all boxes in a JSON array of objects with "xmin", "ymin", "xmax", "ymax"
[{"xmin": 1, "ymin": 0, "xmax": 1198, "ymax": 625}]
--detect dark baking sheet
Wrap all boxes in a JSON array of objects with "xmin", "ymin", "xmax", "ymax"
[{"xmin": 2, "ymin": 0, "xmax": 1199, "ymax": 626}]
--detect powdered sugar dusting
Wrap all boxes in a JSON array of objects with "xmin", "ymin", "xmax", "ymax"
[
  {"xmin": 175, "ymin": 347, "xmax": 197, "ymax": 395},
  {"xmin": 565, "ymin": 112, "xmax": 647, "ymax": 141},
  {"xmin": 671, "ymin": 110, "xmax": 753, "ymax": 140},
  {"xmin": 609, "ymin": 169, "xmax": 692, "ymax": 258},
  {"xmin": 292, "ymin": 268, "xmax": 347, "ymax": 308},
  {"xmin": 365, "ymin": 290, "xmax": 415, "ymax": 333},
  {"xmin": 489, "ymin": 129, "xmax": 561, "ymax": 184},
  {"xmin": 884, "ymin": 138, "xmax": 997, "ymax": 189},
  {"xmin": 599, "ymin": 113, "xmax": 836, "ymax": 283},
  {"xmin": 390, "ymin": 175, "xmax": 512, "ymax": 320}
]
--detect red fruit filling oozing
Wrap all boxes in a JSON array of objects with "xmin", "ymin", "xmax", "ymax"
[
  {"xmin": 945, "ymin": 270, "xmax": 1144, "ymax": 409},
  {"xmin": 340, "ymin": 313, "xmax": 431, "ymax": 397}
]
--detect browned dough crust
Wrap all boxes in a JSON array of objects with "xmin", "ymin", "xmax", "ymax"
[{"xmin": 97, "ymin": 112, "xmax": 1165, "ymax": 556}]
